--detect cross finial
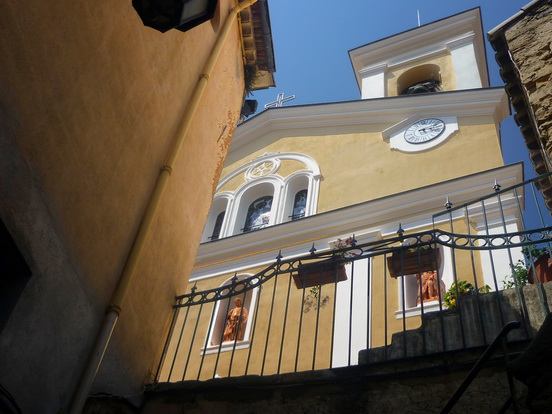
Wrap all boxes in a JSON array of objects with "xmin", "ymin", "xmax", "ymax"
[{"xmin": 264, "ymin": 92, "xmax": 296, "ymax": 109}]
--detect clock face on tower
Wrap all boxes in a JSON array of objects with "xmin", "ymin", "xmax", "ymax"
[{"xmin": 404, "ymin": 118, "xmax": 446, "ymax": 144}]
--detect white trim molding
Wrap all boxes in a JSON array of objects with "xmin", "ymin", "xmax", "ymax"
[
  {"xmin": 192, "ymin": 163, "xmax": 523, "ymax": 280},
  {"xmin": 349, "ymin": 8, "xmax": 489, "ymax": 94},
  {"xmin": 231, "ymin": 88, "xmax": 509, "ymax": 153},
  {"xmin": 201, "ymin": 153, "xmax": 322, "ymax": 242}
]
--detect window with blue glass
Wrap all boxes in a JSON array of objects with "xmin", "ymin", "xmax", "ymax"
[
  {"xmin": 243, "ymin": 196, "xmax": 273, "ymax": 232},
  {"xmin": 290, "ymin": 189, "xmax": 307, "ymax": 220}
]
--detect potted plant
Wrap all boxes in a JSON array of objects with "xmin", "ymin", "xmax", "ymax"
[
  {"xmin": 444, "ymin": 280, "xmax": 490, "ymax": 308},
  {"xmin": 387, "ymin": 244, "xmax": 441, "ymax": 278},
  {"xmin": 293, "ymin": 237, "xmax": 355, "ymax": 289},
  {"xmin": 503, "ymin": 246, "xmax": 552, "ymax": 287},
  {"xmin": 527, "ymin": 250, "xmax": 552, "ymax": 284}
]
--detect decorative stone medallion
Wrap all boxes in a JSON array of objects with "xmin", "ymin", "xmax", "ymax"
[{"xmin": 246, "ymin": 159, "xmax": 280, "ymax": 180}]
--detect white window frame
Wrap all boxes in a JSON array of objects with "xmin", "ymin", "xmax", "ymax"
[
  {"xmin": 201, "ymin": 153, "xmax": 322, "ymax": 241},
  {"xmin": 202, "ymin": 274, "xmax": 259, "ymax": 355},
  {"xmin": 395, "ymin": 244, "xmax": 453, "ymax": 319}
]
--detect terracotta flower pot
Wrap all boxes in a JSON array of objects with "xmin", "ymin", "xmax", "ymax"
[
  {"xmin": 293, "ymin": 261, "xmax": 347, "ymax": 289},
  {"xmin": 528, "ymin": 253, "xmax": 552, "ymax": 284},
  {"xmin": 387, "ymin": 247, "xmax": 441, "ymax": 278}
]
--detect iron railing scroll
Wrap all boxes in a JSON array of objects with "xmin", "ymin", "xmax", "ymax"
[{"xmin": 156, "ymin": 173, "xmax": 552, "ymax": 383}]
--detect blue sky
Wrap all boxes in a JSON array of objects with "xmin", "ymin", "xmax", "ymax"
[
  {"xmin": 251, "ymin": 0, "xmax": 532, "ymax": 178},
  {"xmin": 248, "ymin": 0, "xmax": 552, "ymax": 229}
]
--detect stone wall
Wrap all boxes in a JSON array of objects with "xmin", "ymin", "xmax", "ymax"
[
  {"xmin": 84, "ymin": 350, "xmax": 533, "ymax": 414},
  {"xmin": 505, "ymin": 0, "xmax": 552, "ymax": 157},
  {"xmin": 490, "ymin": 0, "xmax": 552, "ymax": 208},
  {"xmin": 84, "ymin": 283, "xmax": 552, "ymax": 413}
]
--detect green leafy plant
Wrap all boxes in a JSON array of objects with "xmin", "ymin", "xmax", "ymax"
[
  {"xmin": 405, "ymin": 244, "xmax": 432, "ymax": 254},
  {"xmin": 503, "ymin": 260, "xmax": 530, "ymax": 289},
  {"xmin": 502, "ymin": 246, "xmax": 548, "ymax": 289},
  {"xmin": 244, "ymin": 64, "xmax": 259, "ymax": 96},
  {"xmin": 522, "ymin": 246, "xmax": 547, "ymax": 261},
  {"xmin": 444, "ymin": 280, "xmax": 490, "ymax": 309}
]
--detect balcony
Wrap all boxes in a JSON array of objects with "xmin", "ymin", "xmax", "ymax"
[{"xmin": 155, "ymin": 173, "xmax": 552, "ymax": 386}]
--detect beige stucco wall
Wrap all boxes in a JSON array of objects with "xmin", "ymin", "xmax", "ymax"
[
  {"xmin": 0, "ymin": 0, "xmax": 247, "ymax": 412},
  {"xmin": 158, "ymin": 266, "xmax": 340, "ymax": 381},
  {"xmin": 220, "ymin": 115, "xmax": 503, "ymax": 214},
  {"xmin": 160, "ymin": 217, "xmax": 490, "ymax": 380}
]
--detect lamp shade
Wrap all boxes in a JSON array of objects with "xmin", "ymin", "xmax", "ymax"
[
  {"xmin": 132, "ymin": 0, "xmax": 218, "ymax": 33},
  {"xmin": 241, "ymin": 100, "xmax": 258, "ymax": 118}
]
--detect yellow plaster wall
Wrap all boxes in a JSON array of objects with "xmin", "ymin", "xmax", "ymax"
[
  {"xmin": 219, "ymin": 117, "xmax": 502, "ymax": 214},
  {"xmin": 278, "ymin": 159, "xmax": 308, "ymax": 178},
  {"xmin": 160, "ymin": 264, "xmax": 338, "ymax": 380},
  {"xmin": 0, "ymin": 0, "xmax": 247, "ymax": 406},
  {"xmin": 218, "ymin": 173, "xmax": 246, "ymax": 194}
]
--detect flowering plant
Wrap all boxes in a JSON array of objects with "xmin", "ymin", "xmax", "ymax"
[{"xmin": 329, "ymin": 236, "xmax": 358, "ymax": 264}]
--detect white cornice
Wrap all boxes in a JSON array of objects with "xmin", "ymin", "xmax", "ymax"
[
  {"xmin": 191, "ymin": 163, "xmax": 523, "ymax": 280},
  {"xmin": 359, "ymin": 63, "xmax": 389, "ymax": 75},
  {"xmin": 231, "ymin": 88, "xmax": 509, "ymax": 153},
  {"xmin": 348, "ymin": 8, "xmax": 488, "ymax": 90}
]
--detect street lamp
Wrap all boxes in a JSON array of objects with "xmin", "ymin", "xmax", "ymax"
[{"xmin": 132, "ymin": 0, "xmax": 219, "ymax": 33}]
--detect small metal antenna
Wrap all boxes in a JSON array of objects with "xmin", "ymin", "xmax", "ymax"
[{"xmin": 417, "ymin": 10, "xmax": 421, "ymax": 27}]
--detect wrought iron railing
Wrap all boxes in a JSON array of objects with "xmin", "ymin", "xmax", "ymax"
[{"xmin": 156, "ymin": 173, "xmax": 552, "ymax": 383}]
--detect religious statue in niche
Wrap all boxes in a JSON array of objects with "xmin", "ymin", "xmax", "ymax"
[
  {"xmin": 415, "ymin": 270, "xmax": 445, "ymax": 304},
  {"xmin": 223, "ymin": 298, "xmax": 249, "ymax": 342}
]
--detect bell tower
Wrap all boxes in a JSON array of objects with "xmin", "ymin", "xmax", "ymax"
[{"xmin": 349, "ymin": 8, "xmax": 489, "ymax": 99}]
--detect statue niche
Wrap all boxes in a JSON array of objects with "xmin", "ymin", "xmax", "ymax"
[
  {"xmin": 415, "ymin": 270, "xmax": 445, "ymax": 304},
  {"xmin": 223, "ymin": 298, "xmax": 248, "ymax": 342}
]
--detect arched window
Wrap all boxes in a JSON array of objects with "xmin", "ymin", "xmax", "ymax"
[
  {"xmin": 201, "ymin": 194, "xmax": 231, "ymax": 243},
  {"xmin": 290, "ymin": 189, "xmax": 308, "ymax": 220},
  {"xmin": 397, "ymin": 64, "xmax": 442, "ymax": 96},
  {"xmin": 201, "ymin": 153, "xmax": 322, "ymax": 241},
  {"xmin": 209, "ymin": 211, "xmax": 225, "ymax": 240},
  {"xmin": 243, "ymin": 195, "xmax": 273, "ymax": 232}
]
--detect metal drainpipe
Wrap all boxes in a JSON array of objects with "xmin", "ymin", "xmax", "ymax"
[{"xmin": 69, "ymin": 1, "xmax": 258, "ymax": 412}]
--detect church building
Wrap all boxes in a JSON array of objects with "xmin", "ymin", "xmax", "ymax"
[{"xmin": 157, "ymin": 8, "xmax": 524, "ymax": 382}]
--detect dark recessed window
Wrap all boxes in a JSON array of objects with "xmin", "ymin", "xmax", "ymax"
[
  {"xmin": 400, "ymin": 79, "xmax": 441, "ymax": 95},
  {"xmin": 209, "ymin": 211, "xmax": 226, "ymax": 241},
  {"xmin": 290, "ymin": 189, "xmax": 308, "ymax": 220},
  {"xmin": 0, "ymin": 219, "xmax": 32, "ymax": 333},
  {"xmin": 243, "ymin": 196, "xmax": 273, "ymax": 232}
]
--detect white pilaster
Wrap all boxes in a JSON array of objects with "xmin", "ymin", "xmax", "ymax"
[
  {"xmin": 360, "ymin": 63, "xmax": 388, "ymax": 99},
  {"xmin": 446, "ymin": 33, "xmax": 482, "ymax": 90}
]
